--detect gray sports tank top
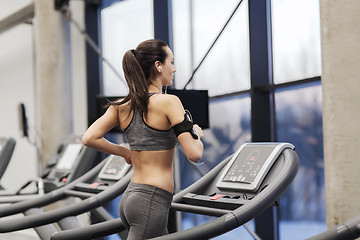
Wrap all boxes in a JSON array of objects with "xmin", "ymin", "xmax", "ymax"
[{"xmin": 123, "ymin": 95, "xmax": 178, "ymax": 151}]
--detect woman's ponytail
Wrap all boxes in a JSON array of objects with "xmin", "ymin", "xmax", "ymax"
[
  {"xmin": 105, "ymin": 39, "xmax": 168, "ymax": 117},
  {"xmin": 122, "ymin": 49, "xmax": 149, "ymax": 115}
]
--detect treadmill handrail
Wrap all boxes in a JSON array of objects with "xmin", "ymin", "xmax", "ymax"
[
  {"xmin": 170, "ymin": 202, "xmax": 231, "ymax": 217},
  {"xmin": 51, "ymin": 218, "xmax": 126, "ymax": 240},
  {"xmin": 307, "ymin": 214, "xmax": 360, "ymax": 240},
  {"xmin": 149, "ymin": 148, "xmax": 299, "ymax": 240},
  {"xmin": 63, "ymin": 189, "xmax": 96, "ymax": 199},
  {"xmin": 0, "ymin": 158, "xmax": 107, "ymax": 217},
  {"xmin": 0, "ymin": 170, "xmax": 132, "ymax": 232}
]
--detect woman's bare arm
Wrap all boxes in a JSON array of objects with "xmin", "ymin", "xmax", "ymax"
[
  {"xmin": 165, "ymin": 95, "xmax": 204, "ymax": 162},
  {"xmin": 82, "ymin": 106, "xmax": 132, "ymax": 164}
]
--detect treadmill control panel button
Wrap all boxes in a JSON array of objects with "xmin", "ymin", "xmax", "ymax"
[{"xmin": 210, "ymin": 194, "xmax": 224, "ymax": 200}]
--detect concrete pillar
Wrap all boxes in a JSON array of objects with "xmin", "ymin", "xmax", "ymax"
[
  {"xmin": 34, "ymin": 0, "xmax": 72, "ymax": 166},
  {"xmin": 320, "ymin": 0, "xmax": 360, "ymax": 228}
]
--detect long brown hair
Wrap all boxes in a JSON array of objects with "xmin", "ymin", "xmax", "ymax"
[{"xmin": 107, "ymin": 39, "xmax": 168, "ymax": 117}]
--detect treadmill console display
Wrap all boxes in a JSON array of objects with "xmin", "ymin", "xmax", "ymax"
[
  {"xmin": 216, "ymin": 143, "xmax": 294, "ymax": 192},
  {"xmin": 222, "ymin": 147, "xmax": 274, "ymax": 184},
  {"xmin": 55, "ymin": 143, "xmax": 83, "ymax": 170},
  {"xmin": 98, "ymin": 155, "xmax": 131, "ymax": 181}
]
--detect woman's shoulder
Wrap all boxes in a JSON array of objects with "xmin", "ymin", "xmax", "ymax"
[
  {"xmin": 148, "ymin": 93, "xmax": 184, "ymax": 114},
  {"xmin": 109, "ymin": 99, "xmax": 131, "ymax": 115},
  {"xmin": 153, "ymin": 93, "xmax": 182, "ymax": 107}
]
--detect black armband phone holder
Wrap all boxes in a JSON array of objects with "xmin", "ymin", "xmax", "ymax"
[{"xmin": 173, "ymin": 110, "xmax": 199, "ymax": 139}]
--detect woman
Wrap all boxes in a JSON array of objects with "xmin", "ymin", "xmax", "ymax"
[{"xmin": 82, "ymin": 39, "xmax": 204, "ymax": 239}]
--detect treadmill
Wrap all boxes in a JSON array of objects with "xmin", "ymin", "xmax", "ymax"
[
  {"xmin": 50, "ymin": 142, "xmax": 300, "ymax": 240},
  {"xmin": 0, "ymin": 152, "xmax": 132, "ymax": 240},
  {"xmin": 0, "ymin": 135, "xmax": 97, "ymax": 203},
  {"xmin": 0, "ymin": 137, "xmax": 16, "ymax": 189},
  {"xmin": 49, "ymin": 141, "xmax": 360, "ymax": 240}
]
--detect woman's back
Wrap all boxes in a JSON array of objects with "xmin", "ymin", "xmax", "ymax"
[{"xmin": 118, "ymin": 94, "xmax": 179, "ymax": 193}]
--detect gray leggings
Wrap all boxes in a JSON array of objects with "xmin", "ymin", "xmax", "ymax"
[{"xmin": 119, "ymin": 182, "xmax": 173, "ymax": 240}]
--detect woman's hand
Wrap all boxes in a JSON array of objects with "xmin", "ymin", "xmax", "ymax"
[
  {"xmin": 117, "ymin": 144, "xmax": 132, "ymax": 165},
  {"xmin": 123, "ymin": 148, "xmax": 132, "ymax": 165}
]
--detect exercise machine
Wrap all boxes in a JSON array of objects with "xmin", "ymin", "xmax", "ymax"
[
  {"xmin": 0, "ymin": 152, "xmax": 132, "ymax": 240},
  {"xmin": 3, "ymin": 141, "xmax": 358, "ymax": 240},
  {"xmin": 50, "ymin": 142, "xmax": 299, "ymax": 240},
  {"xmin": 0, "ymin": 135, "xmax": 97, "ymax": 203}
]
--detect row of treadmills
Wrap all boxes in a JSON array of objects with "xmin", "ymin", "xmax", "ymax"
[{"xmin": 0, "ymin": 136, "xmax": 359, "ymax": 240}]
